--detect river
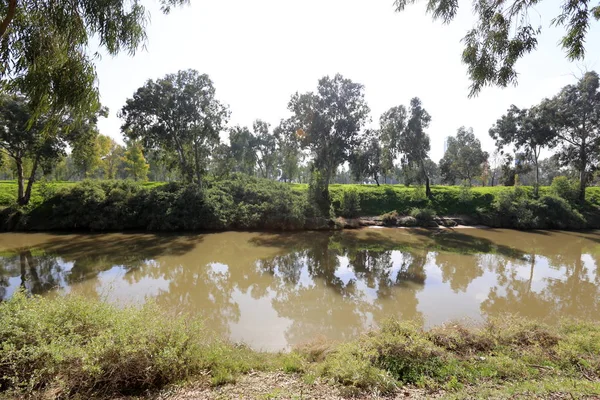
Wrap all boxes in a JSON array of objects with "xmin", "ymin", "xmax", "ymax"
[{"xmin": 1, "ymin": 228, "xmax": 599, "ymax": 350}]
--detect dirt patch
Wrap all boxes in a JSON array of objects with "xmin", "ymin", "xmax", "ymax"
[{"xmin": 150, "ymin": 372, "xmax": 436, "ymax": 399}]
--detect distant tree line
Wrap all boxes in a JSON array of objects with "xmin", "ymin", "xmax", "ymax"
[{"xmin": 1, "ymin": 70, "xmax": 599, "ymax": 208}]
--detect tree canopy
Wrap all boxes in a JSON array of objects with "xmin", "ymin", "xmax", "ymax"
[
  {"xmin": 0, "ymin": 93, "xmax": 103, "ymax": 204},
  {"xmin": 489, "ymin": 105, "xmax": 555, "ymax": 194},
  {"xmin": 543, "ymin": 71, "xmax": 600, "ymax": 200},
  {"xmin": 440, "ymin": 127, "xmax": 489, "ymax": 185},
  {"xmin": 289, "ymin": 74, "xmax": 370, "ymax": 212},
  {"xmin": 399, "ymin": 97, "xmax": 433, "ymax": 196},
  {"xmin": 0, "ymin": 0, "xmax": 187, "ymax": 122},
  {"xmin": 119, "ymin": 69, "xmax": 229, "ymax": 185},
  {"xmin": 394, "ymin": 0, "xmax": 600, "ymax": 95}
]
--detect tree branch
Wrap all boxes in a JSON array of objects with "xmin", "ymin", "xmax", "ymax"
[{"xmin": 0, "ymin": 0, "xmax": 17, "ymax": 40}]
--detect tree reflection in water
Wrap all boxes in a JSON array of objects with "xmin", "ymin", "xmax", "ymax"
[{"xmin": 0, "ymin": 229, "xmax": 599, "ymax": 348}]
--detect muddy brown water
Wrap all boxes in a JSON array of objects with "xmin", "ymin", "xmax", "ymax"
[{"xmin": 1, "ymin": 228, "xmax": 599, "ymax": 350}]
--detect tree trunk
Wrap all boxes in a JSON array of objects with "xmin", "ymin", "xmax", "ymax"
[
  {"xmin": 22, "ymin": 157, "xmax": 39, "ymax": 206},
  {"xmin": 420, "ymin": 159, "xmax": 431, "ymax": 198},
  {"xmin": 16, "ymin": 158, "xmax": 25, "ymax": 205},
  {"xmin": 374, "ymin": 175, "xmax": 380, "ymax": 186},
  {"xmin": 534, "ymin": 158, "xmax": 540, "ymax": 197},
  {"xmin": 579, "ymin": 143, "xmax": 587, "ymax": 202}
]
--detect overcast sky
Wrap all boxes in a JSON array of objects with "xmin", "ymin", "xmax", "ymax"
[{"xmin": 93, "ymin": 0, "xmax": 600, "ymax": 162}]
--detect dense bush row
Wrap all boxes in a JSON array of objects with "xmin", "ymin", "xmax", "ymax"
[
  {"xmin": 1, "ymin": 176, "xmax": 600, "ymax": 231},
  {"xmin": 1, "ymin": 175, "xmax": 307, "ymax": 231}
]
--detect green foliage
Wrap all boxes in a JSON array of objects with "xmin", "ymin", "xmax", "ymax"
[
  {"xmin": 409, "ymin": 207, "xmax": 436, "ymax": 224},
  {"xmin": 458, "ymin": 180, "xmax": 473, "ymax": 203},
  {"xmin": 122, "ymin": 141, "xmax": 149, "ymax": 181},
  {"xmin": 14, "ymin": 175, "xmax": 306, "ymax": 231},
  {"xmin": 394, "ymin": 0, "xmax": 598, "ymax": 95},
  {"xmin": 2, "ymin": 293, "xmax": 600, "ymax": 397},
  {"xmin": 485, "ymin": 186, "xmax": 585, "ymax": 229},
  {"xmin": 307, "ymin": 170, "xmax": 332, "ymax": 218},
  {"xmin": 440, "ymin": 127, "xmax": 488, "ymax": 185},
  {"xmin": 339, "ymin": 188, "xmax": 361, "ymax": 218},
  {"xmin": 381, "ymin": 210, "xmax": 399, "ymax": 226},
  {"xmin": 411, "ymin": 185, "xmax": 427, "ymax": 203},
  {"xmin": 120, "ymin": 69, "xmax": 229, "ymax": 185},
  {"xmin": 551, "ymin": 176, "xmax": 579, "ymax": 202},
  {"xmin": 0, "ymin": 290, "xmax": 206, "ymax": 397},
  {"xmin": 288, "ymin": 74, "xmax": 370, "ymax": 195},
  {"xmin": 311, "ymin": 316, "xmax": 600, "ymax": 392},
  {"xmin": 317, "ymin": 343, "xmax": 396, "ymax": 393}
]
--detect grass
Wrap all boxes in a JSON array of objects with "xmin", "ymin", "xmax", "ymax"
[{"xmin": 1, "ymin": 292, "xmax": 599, "ymax": 399}]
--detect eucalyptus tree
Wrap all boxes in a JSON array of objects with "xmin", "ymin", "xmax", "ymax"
[
  {"xmin": 399, "ymin": 98, "xmax": 433, "ymax": 197},
  {"xmin": 229, "ymin": 125, "xmax": 257, "ymax": 176},
  {"xmin": 349, "ymin": 130, "xmax": 383, "ymax": 185},
  {"xmin": 273, "ymin": 118, "xmax": 302, "ymax": 183},
  {"xmin": 543, "ymin": 71, "xmax": 600, "ymax": 201},
  {"xmin": 393, "ymin": 0, "xmax": 599, "ymax": 95},
  {"xmin": 0, "ymin": 0, "xmax": 186, "ymax": 125},
  {"xmin": 440, "ymin": 127, "xmax": 489, "ymax": 185},
  {"xmin": 253, "ymin": 120, "xmax": 278, "ymax": 179},
  {"xmin": 489, "ymin": 105, "xmax": 555, "ymax": 195},
  {"xmin": 119, "ymin": 70, "xmax": 230, "ymax": 186},
  {"xmin": 288, "ymin": 74, "xmax": 370, "ymax": 210},
  {"xmin": 379, "ymin": 105, "xmax": 407, "ymax": 183},
  {"xmin": 0, "ymin": 93, "xmax": 102, "ymax": 204}
]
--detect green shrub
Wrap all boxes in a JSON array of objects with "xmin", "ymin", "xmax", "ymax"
[
  {"xmin": 0, "ymin": 291, "xmax": 208, "ymax": 397},
  {"xmin": 551, "ymin": 176, "xmax": 579, "ymax": 203},
  {"xmin": 411, "ymin": 185, "xmax": 427, "ymax": 203},
  {"xmin": 458, "ymin": 181, "xmax": 473, "ymax": 203},
  {"xmin": 339, "ymin": 188, "xmax": 361, "ymax": 218},
  {"xmin": 318, "ymin": 343, "xmax": 396, "ymax": 393},
  {"xmin": 535, "ymin": 195, "xmax": 586, "ymax": 229},
  {"xmin": 381, "ymin": 210, "xmax": 399, "ymax": 226},
  {"xmin": 409, "ymin": 207, "xmax": 436, "ymax": 223},
  {"xmin": 14, "ymin": 175, "xmax": 307, "ymax": 232},
  {"xmin": 365, "ymin": 320, "xmax": 447, "ymax": 384}
]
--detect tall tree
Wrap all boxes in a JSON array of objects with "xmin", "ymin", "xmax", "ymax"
[
  {"xmin": 97, "ymin": 135, "xmax": 125, "ymax": 180},
  {"xmin": 0, "ymin": 0, "xmax": 186, "ymax": 125},
  {"xmin": 123, "ymin": 141, "xmax": 149, "ymax": 181},
  {"xmin": 489, "ymin": 105, "xmax": 555, "ymax": 195},
  {"xmin": 349, "ymin": 130, "xmax": 383, "ymax": 185},
  {"xmin": 544, "ymin": 71, "xmax": 600, "ymax": 201},
  {"xmin": 273, "ymin": 118, "xmax": 302, "ymax": 183},
  {"xmin": 399, "ymin": 97, "xmax": 433, "ymax": 197},
  {"xmin": 228, "ymin": 126, "xmax": 257, "ymax": 175},
  {"xmin": 289, "ymin": 74, "xmax": 370, "ymax": 211},
  {"xmin": 120, "ymin": 69, "xmax": 230, "ymax": 186},
  {"xmin": 253, "ymin": 120, "xmax": 278, "ymax": 179},
  {"xmin": 379, "ymin": 106, "xmax": 407, "ymax": 183},
  {"xmin": 440, "ymin": 127, "xmax": 489, "ymax": 185},
  {"xmin": 0, "ymin": 93, "xmax": 101, "ymax": 204},
  {"xmin": 394, "ymin": 0, "xmax": 600, "ymax": 95}
]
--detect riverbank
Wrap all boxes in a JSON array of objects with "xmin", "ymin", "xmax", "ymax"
[
  {"xmin": 1, "ymin": 292, "xmax": 598, "ymax": 399},
  {"xmin": 1, "ymin": 176, "xmax": 600, "ymax": 231}
]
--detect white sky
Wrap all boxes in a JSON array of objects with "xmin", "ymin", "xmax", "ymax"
[{"xmin": 94, "ymin": 0, "xmax": 600, "ymax": 162}]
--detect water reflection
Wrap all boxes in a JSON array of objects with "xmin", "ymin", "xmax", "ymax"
[{"xmin": 0, "ymin": 229, "xmax": 599, "ymax": 350}]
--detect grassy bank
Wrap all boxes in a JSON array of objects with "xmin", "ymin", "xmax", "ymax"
[
  {"xmin": 1, "ymin": 292, "xmax": 599, "ymax": 399},
  {"xmin": 1, "ymin": 177, "xmax": 600, "ymax": 231}
]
